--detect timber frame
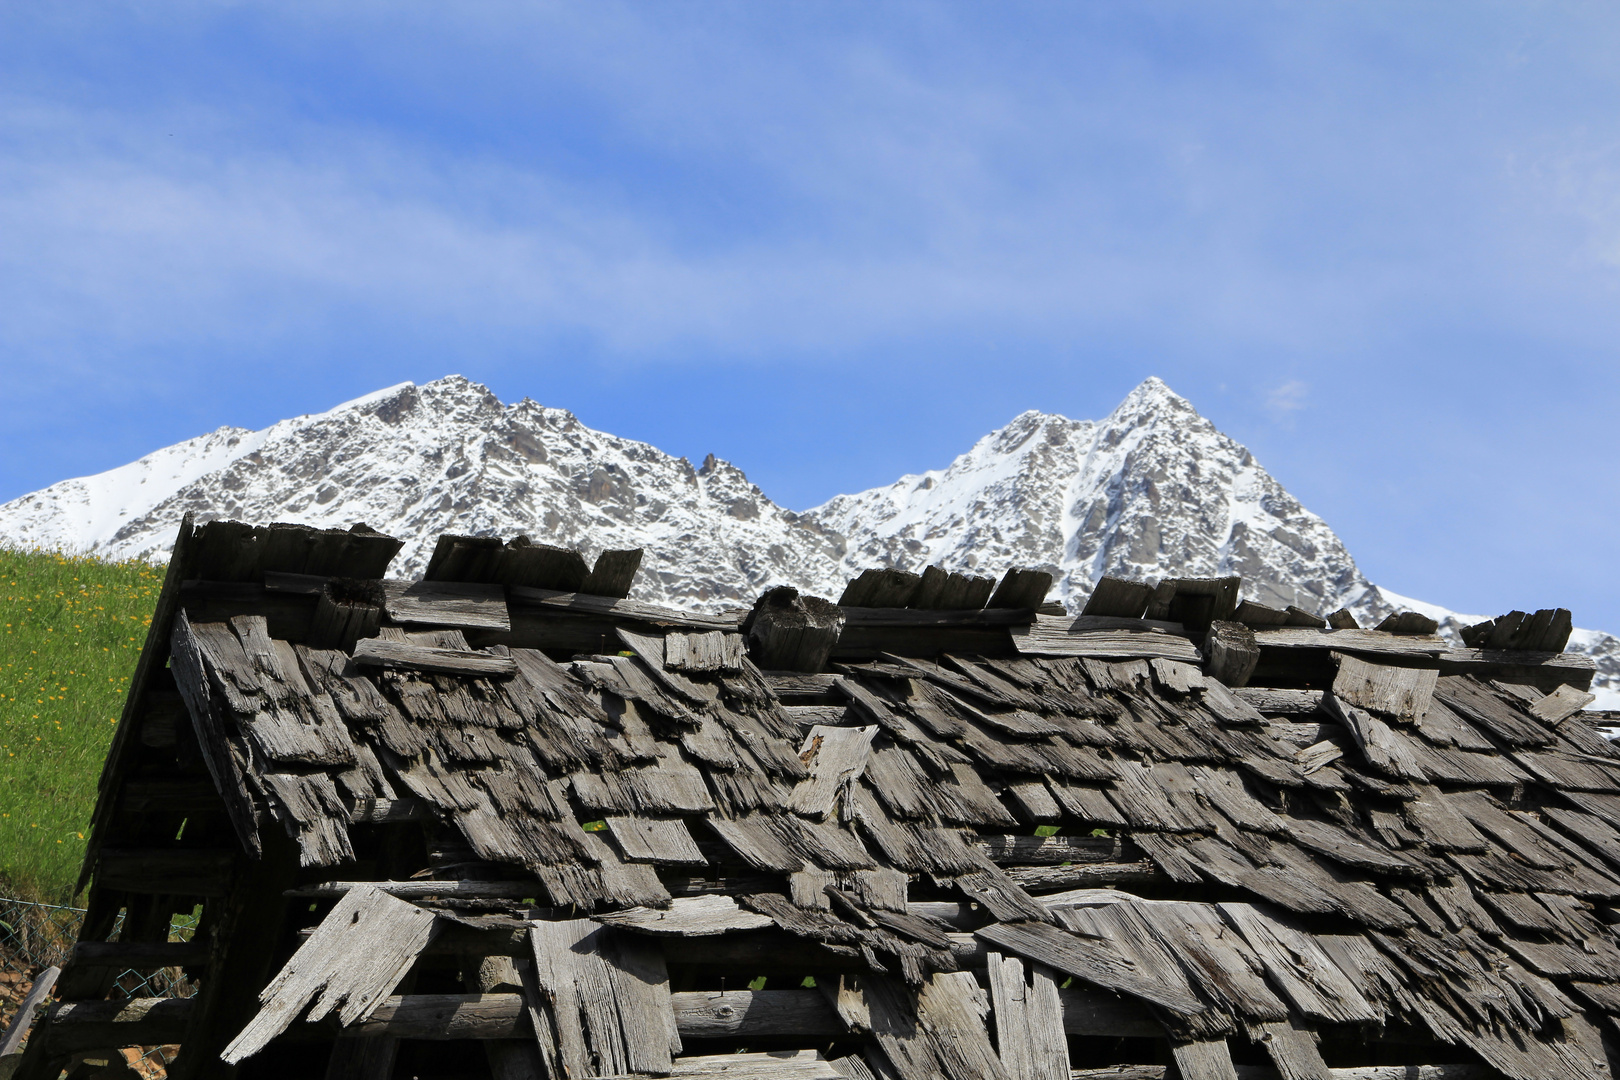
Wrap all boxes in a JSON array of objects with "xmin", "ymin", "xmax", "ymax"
[{"xmin": 14, "ymin": 517, "xmax": 1620, "ymax": 1080}]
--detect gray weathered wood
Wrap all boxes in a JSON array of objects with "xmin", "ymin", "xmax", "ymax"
[
  {"xmin": 1251, "ymin": 1017, "xmax": 1332, "ymax": 1080},
  {"xmin": 1330, "ymin": 653, "xmax": 1437, "ymax": 722},
  {"xmin": 603, "ymin": 1050, "xmax": 842, "ymax": 1079},
  {"xmin": 841, "ymin": 568, "xmax": 923, "ymax": 608},
  {"xmin": 1081, "ymin": 577, "xmax": 1154, "ymax": 619},
  {"xmin": 0, "ymin": 966, "xmax": 58, "ymax": 1057},
  {"xmin": 351, "ymin": 635, "xmax": 517, "ymax": 677},
  {"xmin": 383, "ymin": 579, "xmax": 511, "ymax": 631},
  {"xmin": 831, "ymin": 972, "xmax": 1011, "ymax": 1080},
  {"xmin": 596, "ymin": 895, "xmax": 776, "ymax": 937},
  {"xmin": 1169, "ymin": 1039, "xmax": 1239, "ymax": 1080},
  {"xmin": 1203, "ymin": 621, "xmax": 1260, "ymax": 688},
  {"xmin": 1234, "ymin": 689, "xmax": 1323, "ymax": 716},
  {"xmin": 1529, "ymin": 683, "xmax": 1597, "ymax": 723},
  {"xmin": 988, "ymin": 953, "xmax": 1068, "ymax": 1080},
  {"xmin": 791, "ymin": 725, "xmax": 878, "ymax": 819},
  {"xmin": 764, "ymin": 672, "xmax": 842, "ymax": 696},
  {"xmin": 1215, "ymin": 904, "xmax": 1377, "ymax": 1025},
  {"xmin": 37, "ymin": 996, "xmax": 194, "ymax": 1053},
  {"xmin": 1320, "ymin": 693, "xmax": 1426, "ymax": 780},
  {"xmin": 222, "ymin": 884, "xmax": 440, "ymax": 1063},
  {"xmin": 508, "ymin": 584, "xmax": 741, "ymax": 631},
  {"xmin": 747, "ymin": 588, "xmax": 847, "ymax": 673},
  {"xmin": 1150, "ymin": 658, "xmax": 1207, "ymax": 695},
  {"xmin": 989, "ymin": 568, "xmax": 1054, "ymax": 610},
  {"xmin": 582, "ymin": 549, "xmax": 643, "ymax": 599},
  {"xmin": 605, "ymin": 815, "xmax": 707, "ymax": 865},
  {"xmin": 1252, "ymin": 628, "xmax": 1447, "ymax": 656},
  {"xmin": 665, "ymin": 631, "xmax": 748, "ymax": 673},
  {"xmin": 1005, "ymin": 862, "xmax": 1167, "ymax": 892},
  {"xmin": 1012, "ymin": 616, "xmax": 1202, "ymax": 662},
  {"xmin": 465, "ymin": 955, "xmax": 545, "ymax": 1080},
  {"xmin": 1234, "ymin": 601, "xmax": 1291, "ymax": 628},
  {"xmin": 1436, "ymin": 648, "xmax": 1595, "ymax": 692},
  {"xmin": 978, "ymin": 920, "xmax": 1203, "ymax": 1017},
  {"xmin": 528, "ymin": 919, "xmax": 679, "ymax": 1077}
]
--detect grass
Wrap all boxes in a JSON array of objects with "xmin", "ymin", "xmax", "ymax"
[{"xmin": 0, "ymin": 547, "xmax": 160, "ymax": 903}]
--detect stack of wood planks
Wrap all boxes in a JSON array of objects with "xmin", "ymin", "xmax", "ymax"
[{"xmin": 17, "ymin": 521, "xmax": 1620, "ymax": 1080}]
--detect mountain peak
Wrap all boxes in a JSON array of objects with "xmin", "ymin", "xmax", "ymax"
[
  {"xmin": 1110, "ymin": 375, "xmax": 1196, "ymax": 421},
  {"xmin": 2, "ymin": 374, "xmax": 1615, "ymax": 703}
]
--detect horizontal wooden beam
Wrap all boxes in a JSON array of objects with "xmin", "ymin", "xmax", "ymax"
[
  {"xmin": 975, "ymin": 834, "xmax": 1125, "ymax": 866},
  {"xmin": 96, "ymin": 848, "xmax": 236, "ymax": 897},
  {"xmin": 1072, "ymin": 1067, "xmax": 1486, "ymax": 1080},
  {"xmin": 41, "ymin": 997, "xmax": 193, "ymax": 1052},
  {"xmin": 68, "ymin": 940, "xmax": 209, "ymax": 969},
  {"xmin": 1437, "ymin": 648, "xmax": 1595, "ymax": 692},
  {"xmin": 1250, "ymin": 628, "xmax": 1447, "ymax": 656},
  {"xmin": 837, "ymin": 606, "xmax": 1036, "ymax": 628},
  {"xmin": 1010, "ymin": 617, "xmax": 1202, "ymax": 662},
  {"xmin": 1008, "ymin": 861, "xmax": 1168, "ymax": 892},
  {"xmin": 507, "ymin": 586, "xmax": 740, "ymax": 632},
  {"xmin": 41, "ymin": 986, "xmax": 1158, "ymax": 1051}
]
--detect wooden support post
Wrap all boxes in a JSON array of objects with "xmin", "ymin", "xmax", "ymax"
[
  {"xmin": 166, "ymin": 832, "xmax": 299, "ymax": 1080},
  {"xmin": 0, "ymin": 965, "xmax": 59, "ymax": 1056},
  {"xmin": 1203, "ymin": 621, "xmax": 1260, "ymax": 688},
  {"xmin": 466, "ymin": 955, "xmax": 546, "ymax": 1080},
  {"xmin": 743, "ymin": 587, "xmax": 845, "ymax": 673}
]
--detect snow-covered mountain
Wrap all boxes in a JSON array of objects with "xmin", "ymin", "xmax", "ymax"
[{"xmin": 3, "ymin": 374, "xmax": 1615, "ymax": 703}]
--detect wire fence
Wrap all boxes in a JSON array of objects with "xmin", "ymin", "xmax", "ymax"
[{"xmin": 1, "ymin": 895, "xmax": 198, "ymax": 1077}]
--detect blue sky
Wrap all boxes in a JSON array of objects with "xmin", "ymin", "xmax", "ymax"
[{"xmin": 3, "ymin": 3, "xmax": 1619, "ymax": 627}]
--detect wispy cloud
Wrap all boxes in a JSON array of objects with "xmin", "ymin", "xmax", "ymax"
[{"xmin": 1265, "ymin": 379, "xmax": 1308, "ymax": 420}]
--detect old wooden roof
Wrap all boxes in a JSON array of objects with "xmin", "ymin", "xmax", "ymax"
[{"xmin": 39, "ymin": 516, "xmax": 1620, "ymax": 1080}]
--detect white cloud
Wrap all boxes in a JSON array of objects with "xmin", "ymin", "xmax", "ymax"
[{"xmin": 1265, "ymin": 379, "xmax": 1308, "ymax": 418}]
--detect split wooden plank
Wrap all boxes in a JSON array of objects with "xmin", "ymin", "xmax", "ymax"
[
  {"xmin": 829, "ymin": 971, "xmax": 1011, "ymax": 1080},
  {"xmin": 1330, "ymin": 653, "xmax": 1438, "ymax": 722},
  {"xmin": 604, "ymin": 815, "xmax": 708, "ymax": 865},
  {"xmin": 383, "ymin": 579, "xmax": 511, "ymax": 631},
  {"xmin": 351, "ymin": 636, "xmax": 517, "ymax": 677},
  {"xmin": 1137, "ymin": 903, "xmax": 1288, "ymax": 1022},
  {"xmin": 596, "ymin": 895, "xmax": 776, "ymax": 937},
  {"xmin": 1251, "ymin": 1017, "xmax": 1333, "ymax": 1080},
  {"xmin": 1083, "ymin": 577, "xmax": 1155, "ymax": 618},
  {"xmin": 977, "ymin": 920, "xmax": 1205, "ymax": 1017},
  {"xmin": 1215, "ymin": 904, "xmax": 1378, "ymax": 1025},
  {"xmin": 221, "ymin": 885, "xmax": 440, "ymax": 1063},
  {"xmin": 618, "ymin": 627, "xmax": 722, "ymax": 705},
  {"xmin": 528, "ymin": 919, "xmax": 681, "ymax": 1078},
  {"xmin": 1151, "ymin": 658, "xmax": 1208, "ymax": 696},
  {"xmin": 1320, "ymin": 693, "xmax": 1427, "ymax": 781},
  {"xmin": 1529, "ymin": 683, "xmax": 1598, "ymax": 724},
  {"xmin": 790, "ymin": 725, "xmax": 879, "ymax": 819},
  {"xmin": 665, "ymin": 631, "xmax": 748, "ymax": 673},
  {"xmin": 582, "ymin": 549, "xmax": 643, "ymax": 599},
  {"xmin": 705, "ymin": 813, "xmax": 806, "ymax": 873},
  {"xmin": 989, "ymin": 568, "xmax": 1054, "ymax": 610},
  {"xmin": 1169, "ymin": 1039, "xmax": 1239, "ymax": 1080},
  {"xmin": 1011, "ymin": 616, "xmax": 1203, "ymax": 662}
]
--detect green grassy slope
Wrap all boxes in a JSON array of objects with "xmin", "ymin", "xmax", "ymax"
[{"xmin": 0, "ymin": 548, "xmax": 158, "ymax": 902}]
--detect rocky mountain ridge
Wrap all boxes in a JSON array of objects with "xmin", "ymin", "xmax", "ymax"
[{"xmin": 3, "ymin": 374, "xmax": 1614, "ymax": 703}]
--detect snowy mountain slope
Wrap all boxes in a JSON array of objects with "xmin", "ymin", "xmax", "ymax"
[
  {"xmin": 810, "ymin": 378, "xmax": 1383, "ymax": 620},
  {"xmin": 0, "ymin": 377, "xmax": 848, "ymax": 608},
  {"xmin": 1, "ymin": 373, "xmax": 1614, "ymax": 702}
]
